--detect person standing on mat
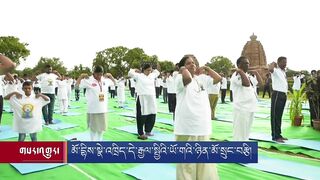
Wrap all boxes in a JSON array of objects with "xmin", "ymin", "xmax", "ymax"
[
  {"xmin": 269, "ymin": 56, "xmax": 288, "ymax": 143},
  {"xmin": 128, "ymin": 63, "xmax": 160, "ymax": 140},
  {"xmin": 4, "ymin": 81, "xmax": 50, "ymax": 141},
  {"xmin": 35, "ymin": 64, "xmax": 61, "ymax": 125},
  {"xmin": 76, "ymin": 66, "xmax": 115, "ymax": 141},
  {"xmin": 230, "ymin": 56, "xmax": 262, "ymax": 141},
  {"xmin": 174, "ymin": 54, "xmax": 221, "ymax": 180}
]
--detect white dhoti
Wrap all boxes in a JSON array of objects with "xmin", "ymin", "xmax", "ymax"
[{"xmin": 233, "ymin": 109, "xmax": 254, "ymax": 141}]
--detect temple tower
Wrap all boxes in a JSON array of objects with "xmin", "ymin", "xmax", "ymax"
[{"xmin": 241, "ymin": 33, "xmax": 269, "ymax": 80}]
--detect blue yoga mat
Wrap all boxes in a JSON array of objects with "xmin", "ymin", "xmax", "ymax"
[
  {"xmin": 64, "ymin": 131, "xmax": 91, "ymax": 141},
  {"xmin": 123, "ymin": 106, "xmax": 134, "ymax": 111},
  {"xmin": 157, "ymin": 111, "xmax": 173, "ymax": 115},
  {"xmin": 156, "ymin": 118, "xmax": 173, "ymax": 125},
  {"xmin": 0, "ymin": 125, "xmax": 18, "ymax": 140},
  {"xmin": 44, "ymin": 123, "xmax": 78, "ymax": 131},
  {"xmin": 254, "ymin": 113, "xmax": 270, "ymax": 119},
  {"xmin": 242, "ymin": 155, "xmax": 320, "ymax": 180},
  {"xmin": 68, "ymin": 106, "xmax": 81, "ymax": 109},
  {"xmin": 119, "ymin": 112, "xmax": 136, "ymax": 118},
  {"xmin": 107, "ymin": 109, "xmax": 116, "ymax": 113},
  {"xmin": 62, "ymin": 112, "xmax": 82, "ymax": 116},
  {"xmin": 249, "ymin": 132, "xmax": 320, "ymax": 151},
  {"xmin": 215, "ymin": 115, "xmax": 233, "ymax": 123},
  {"xmin": 123, "ymin": 164, "xmax": 176, "ymax": 180},
  {"xmin": 11, "ymin": 163, "xmax": 66, "ymax": 175},
  {"xmin": 115, "ymin": 125, "xmax": 175, "ymax": 141}
]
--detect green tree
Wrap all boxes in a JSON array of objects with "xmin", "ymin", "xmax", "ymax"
[
  {"xmin": 68, "ymin": 64, "xmax": 91, "ymax": 79},
  {"xmin": 159, "ymin": 60, "xmax": 174, "ymax": 72},
  {"xmin": 123, "ymin": 47, "xmax": 149, "ymax": 69},
  {"xmin": 206, "ymin": 56, "xmax": 234, "ymax": 75},
  {"xmin": 93, "ymin": 46, "xmax": 129, "ymax": 78},
  {"xmin": 0, "ymin": 36, "xmax": 30, "ymax": 65},
  {"xmin": 33, "ymin": 57, "xmax": 67, "ymax": 75}
]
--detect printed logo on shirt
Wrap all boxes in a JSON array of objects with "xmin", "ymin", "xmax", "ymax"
[
  {"xmin": 22, "ymin": 104, "xmax": 34, "ymax": 119},
  {"xmin": 99, "ymin": 93, "xmax": 104, "ymax": 101},
  {"xmin": 48, "ymin": 79, "xmax": 53, "ymax": 86}
]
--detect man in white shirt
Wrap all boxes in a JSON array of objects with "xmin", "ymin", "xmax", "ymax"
[
  {"xmin": 292, "ymin": 73, "xmax": 304, "ymax": 91},
  {"xmin": 36, "ymin": 65, "xmax": 61, "ymax": 125},
  {"xmin": 220, "ymin": 74, "xmax": 227, "ymax": 103},
  {"xmin": 231, "ymin": 56, "xmax": 262, "ymax": 141},
  {"xmin": 269, "ymin": 56, "xmax": 288, "ymax": 143}
]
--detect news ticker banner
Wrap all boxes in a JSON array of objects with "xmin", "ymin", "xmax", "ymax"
[{"xmin": 0, "ymin": 141, "xmax": 257, "ymax": 163}]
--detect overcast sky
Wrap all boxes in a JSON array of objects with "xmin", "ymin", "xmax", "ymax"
[{"xmin": 1, "ymin": 0, "xmax": 319, "ymax": 71}]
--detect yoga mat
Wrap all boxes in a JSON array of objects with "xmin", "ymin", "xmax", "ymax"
[
  {"xmin": 11, "ymin": 163, "xmax": 66, "ymax": 175},
  {"xmin": 119, "ymin": 112, "xmax": 136, "ymax": 118},
  {"xmin": 123, "ymin": 164, "xmax": 175, "ymax": 180},
  {"xmin": 254, "ymin": 113, "xmax": 270, "ymax": 119},
  {"xmin": 107, "ymin": 109, "xmax": 116, "ymax": 113},
  {"xmin": 249, "ymin": 132, "xmax": 320, "ymax": 151},
  {"xmin": 158, "ymin": 111, "xmax": 173, "ymax": 115},
  {"xmin": 115, "ymin": 125, "xmax": 175, "ymax": 141},
  {"xmin": 64, "ymin": 131, "xmax": 110, "ymax": 141},
  {"xmin": 242, "ymin": 155, "xmax": 320, "ymax": 180},
  {"xmin": 62, "ymin": 112, "xmax": 82, "ymax": 116},
  {"xmin": 156, "ymin": 118, "xmax": 174, "ymax": 126},
  {"xmin": 63, "ymin": 132, "xmax": 91, "ymax": 141},
  {"xmin": 215, "ymin": 115, "xmax": 233, "ymax": 123},
  {"xmin": 0, "ymin": 125, "xmax": 18, "ymax": 140},
  {"xmin": 68, "ymin": 106, "xmax": 81, "ymax": 109},
  {"xmin": 44, "ymin": 123, "xmax": 78, "ymax": 131}
]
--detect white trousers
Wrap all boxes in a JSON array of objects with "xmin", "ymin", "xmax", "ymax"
[{"xmin": 233, "ymin": 110, "xmax": 254, "ymax": 141}]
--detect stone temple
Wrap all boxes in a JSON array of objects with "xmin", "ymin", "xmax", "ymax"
[{"xmin": 241, "ymin": 33, "xmax": 269, "ymax": 80}]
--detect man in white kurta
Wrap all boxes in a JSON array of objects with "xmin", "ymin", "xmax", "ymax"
[{"xmin": 230, "ymin": 57, "xmax": 258, "ymax": 141}]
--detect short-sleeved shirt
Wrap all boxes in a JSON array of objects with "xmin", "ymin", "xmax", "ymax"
[
  {"xmin": 80, "ymin": 76, "xmax": 110, "ymax": 113},
  {"xmin": 230, "ymin": 72, "xmax": 258, "ymax": 112},
  {"xmin": 271, "ymin": 67, "xmax": 288, "ymax": 93},
  {"xmin": 36, "ymin": 73, "xmax": 58, "ymax": 94},
  {"xmin": 10, "ymin": 94, "xmax": 50, "ymax": 133},
  {"xmin": 174, "ymin": 74, "xmax": 212, "ymax": 136}
]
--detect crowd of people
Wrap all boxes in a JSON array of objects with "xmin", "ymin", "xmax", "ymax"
[{"xmin": 1, "ymin": 52, "xmax": 320, "ymax": 179}]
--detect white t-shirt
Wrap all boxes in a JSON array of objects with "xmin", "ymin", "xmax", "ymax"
[
  {"xmin": 221, "ymin": 77, "xmax": 227, "ymax": 89},
  {"xmin": 129, "ymin": 69, "xmax": 160, "ymax": 96},
  {"xmin": 9, "ymin": 94, "xmax": 50, "ymax": 133},
  {"xmin": 36, "ymin": 73, "xmax": 58, "ymax": 94},
  {"xmin": 174, "ymin": 74, "xmax": 212, "ymax": 136},
  {"xmin": 271, "ymin": 67, "xmax": 288, "ymax": 93},
  {"xmin": 207, "ymin": 81, "xmax": 221, "ymax": 95},
  {"xmin": 56, "ymin": 80, "xmax": 68, "ymax": 100},
  {"xmin": 230, "ymin": 72, "xmax": 258, "ymax": 112},
  {"xmin": 80, "ymin": 76, "xmax": 110, "ymax": 113},
  {"xmin": 292, "ymin": 75, "xmax": 302, "ymax": 90}
]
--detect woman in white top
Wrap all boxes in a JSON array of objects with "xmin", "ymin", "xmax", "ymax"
[
  {"xmin": 116, "ymin": 76, "xmax": 126, "ymax": 108},
  {"xmin": 56, "ymin": 75, "xmax": 69, "ymax": 114},
  {"xmin": 174, "ymin": 54, "xmax": 221, "ymax": 180},
  {"xmin": 128, "ymin": 63, "xmax": 160, "ymax": 140},
  {"xmin": 76, "ymin": 66, "xmax": 115, "ymax": 141}
]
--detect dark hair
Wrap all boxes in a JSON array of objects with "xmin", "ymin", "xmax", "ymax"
[
  {"xmin": 141, "ymin": 63, "xmax": 152, "ymax": 71},
  {"xmin": 178, "ymin": 54, "xmax": 197, "ymax": 68},
  {"xmin": 22, "ymin": 81, "xmax": 33, "ymax": 87},
  {"xmin": 93, "ymin": 65, "xmax": 104, "ymax": 73},
  {"xmin": 277, "ymin": 56, "xmax": 287, "ymax": 63},
  {"xmin": 236, "ymin": 56, "xmax": 247, "ymax": 67},
  {"xmin": 311, "ymin": 70, "xmax": 316, "ymax": 74},
  {"xmin": 45, "ymin": 64, "xmax": 52, "ymax": 69}
]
